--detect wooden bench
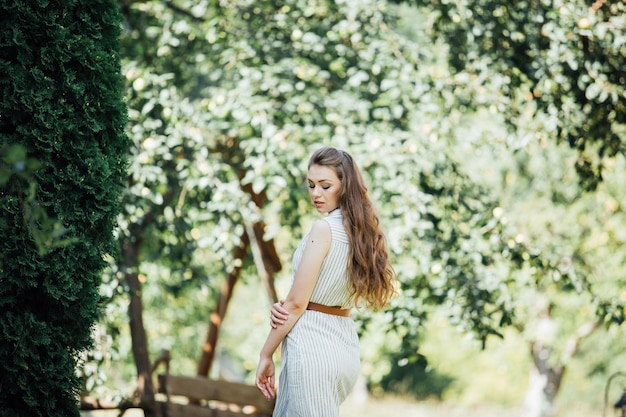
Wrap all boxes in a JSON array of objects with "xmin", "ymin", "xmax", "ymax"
[{"xmin": 157, "ymin": 374, "xmax": 275, "ymax": 417}]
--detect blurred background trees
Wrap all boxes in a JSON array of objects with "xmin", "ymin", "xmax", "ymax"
[
  {"xmin": 76, "ymin": 0, "xmax": 624, "ymax": 416},
  {"xmin": 403, "ymin": 0, "xmax": 625, "ymax": 190}
]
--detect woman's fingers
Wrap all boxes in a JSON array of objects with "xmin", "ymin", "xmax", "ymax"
[
  {"xmin": 255, "ymin": 360, "xmax": 276, "ymax": 400},
  {"xmin": 257, "ymin": 379, "xmax": 275, "ymax": 400},
  {"xmin": 269, "ymin": 300, "xmax": 289, "ymax": 327}
]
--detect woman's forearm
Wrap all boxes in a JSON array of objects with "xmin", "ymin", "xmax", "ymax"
[{"xmin": 260, "ymin": 302, "xmax": 305, "ymax": 358}]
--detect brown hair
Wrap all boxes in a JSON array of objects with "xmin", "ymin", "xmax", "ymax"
[{"xmin": 308, "ymin": 147, "xmax": 396, "ymax": 309}]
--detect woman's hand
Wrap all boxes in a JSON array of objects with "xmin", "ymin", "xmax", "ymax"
[
  {"xmin": 255, "ymin": 355, "xmax": 276, "ymax": 400},
  {"xmin": 270, "ymin": 299, "xmax": 290, "ymax": 329}
]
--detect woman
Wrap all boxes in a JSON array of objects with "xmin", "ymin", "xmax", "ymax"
[{"xmin": 255, "ymin": 146, "xmax": 396, "ymax": 416}]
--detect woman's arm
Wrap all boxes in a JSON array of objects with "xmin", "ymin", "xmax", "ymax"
[{"xmin": 255, "ymin": 219, "xmax": 332, "ymax": 399}]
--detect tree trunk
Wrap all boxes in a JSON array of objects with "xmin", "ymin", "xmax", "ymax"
[
  {"xmin": 196, "ymin": 162, "xmax": 282, "ymax": 377},
  {"xmin": 237, "ymin": 169, "xmax": 281, "ymax": 304},
  {"xmin": 196, "ymin": 231, "xmax": 249, "ymax": 377},
  {"xmin": 247, "ymin": 220, "xmax": 280, "ymax": 304},
  {"xmin": 124, "ymin": 235, "xmax": 159, "ymax": 417},
  {"xmin": 521, "ymin": 341, "xmax": 564, "ymax": 417},
  {"xmin": 196, "ymin": 220, "xmax": 282, "ymax": 377},
  {"xmin": 520, "ymin": 298, "xmax": 600, "ymax": 417}
]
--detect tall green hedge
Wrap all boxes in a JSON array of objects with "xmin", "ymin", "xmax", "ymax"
[{"xmin": 0, "ymin": 1, "xmax": 129, "ymax": 416}]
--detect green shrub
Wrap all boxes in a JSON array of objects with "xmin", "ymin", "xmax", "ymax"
[{"xmin": 0, "ymin": 1, "xmax": 129, "ymax": 416}]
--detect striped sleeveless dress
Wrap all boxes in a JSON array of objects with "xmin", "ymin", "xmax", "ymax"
[{"xmin": 273, "ymin": 209, "xmax": 360, "ymax": 417}]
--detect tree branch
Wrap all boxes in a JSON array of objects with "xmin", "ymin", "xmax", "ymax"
[{"xmin": 561, "ymin": 320, "xmax": 601, "ymax": 363}]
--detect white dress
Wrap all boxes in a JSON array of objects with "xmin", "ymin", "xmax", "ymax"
[{"xmin": 273, "ymin": 209, "xmax": 360, "ymax": 417}]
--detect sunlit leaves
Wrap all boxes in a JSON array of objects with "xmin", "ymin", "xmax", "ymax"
[{"xmin": 408, "ymin": 0, "xmax": 626, "ymax": 190}]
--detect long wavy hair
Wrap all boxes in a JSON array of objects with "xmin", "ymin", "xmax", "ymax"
[{"xmin": 308, "ymin": 147, "xmax": 396, "ymax": 310}]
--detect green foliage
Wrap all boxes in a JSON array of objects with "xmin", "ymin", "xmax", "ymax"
[
  {"xmin": 0, "ymin": 0, "xmax": 129, "ymax": 415},
  {"xmin": 342, "ymin": 2, "xmax": 625, "ymax": 401},
  {"xmin": 406, "ymin": 0, "xmax": 626, "ymax": 190},
  {"xmin": 385, "ymin": 0, "xmax": 624, "ymax": 343},
  {"xmin": 0, "ymin": 143, "xmax": 38, "ymax": 187},
  {"xmin": 0, "ymin": 143, "xmax": 78, "ymax": 254},
  {"xmin": 378, "ymin": 335, "xmax": 454, "ymax": 400}
]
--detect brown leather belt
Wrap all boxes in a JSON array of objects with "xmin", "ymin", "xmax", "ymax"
[{"xmin": 307, "ymin": 302, "xmax": 351, "ymax": 317}]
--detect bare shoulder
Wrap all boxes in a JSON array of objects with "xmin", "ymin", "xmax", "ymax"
[{"xmin": 307, "ymin": 219, "xmax": 332, "ymax": 247}]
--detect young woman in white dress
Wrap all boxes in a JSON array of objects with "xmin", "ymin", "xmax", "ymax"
[{"xmin": 256, "ymin": 146, "xmax": 396, "ymax": 417}]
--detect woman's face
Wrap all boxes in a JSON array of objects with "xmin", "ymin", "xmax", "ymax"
[{"xmin": 308, "ymin": 164, "xmax": 341, "ymax": 214}]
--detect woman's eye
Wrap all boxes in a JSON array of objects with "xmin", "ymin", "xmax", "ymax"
[{"xmin": 308, "ymin": 183, "xmax": 330, "ymax": 190}]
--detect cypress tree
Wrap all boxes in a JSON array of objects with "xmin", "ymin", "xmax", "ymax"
[{"xmin": 0, "ymin": 1, "xmax": 129, "ymax": 416}]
